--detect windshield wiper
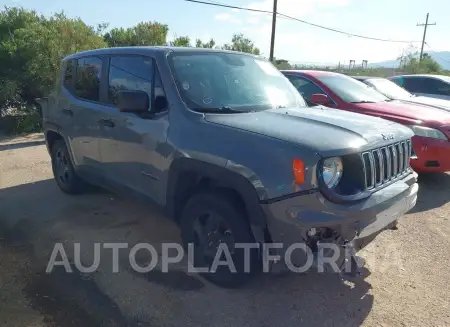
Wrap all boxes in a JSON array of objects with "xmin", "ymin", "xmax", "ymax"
[
  {"xmin": 350, "ymin": 101, "xmax": 376, "ymax": 104},
  {"xmin": 193, "ymin": 106, "xmax": 246, "ymax": 113}
]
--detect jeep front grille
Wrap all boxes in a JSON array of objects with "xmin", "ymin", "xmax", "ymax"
[{"xmin": 361, "ymin": 140, "xmax": 412, "ymax": 190}]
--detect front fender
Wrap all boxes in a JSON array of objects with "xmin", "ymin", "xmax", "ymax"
[{"xmin": 166, "ymin": 158, "xmax": 267, "ymax": 235}]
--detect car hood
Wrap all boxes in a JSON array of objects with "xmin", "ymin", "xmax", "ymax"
[
  {"xmin": 354, "ymin": 101, "xmax": 450, "ymax": 127},
  {"xmin": 204, "ymin": 106, "xmax": 413, "ymax": 157},
  {"xmin": 398, "ymin": 96, "xmax": 450, "ymax": 111}
]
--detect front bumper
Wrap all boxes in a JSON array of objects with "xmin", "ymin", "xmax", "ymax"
[
  {"xmin": 411, "ymin": 136, "xmax": 450, "ymax": 173},
  {"xmin": 262, "ymin": 172, "xmax": 418, "ymax": 270}
]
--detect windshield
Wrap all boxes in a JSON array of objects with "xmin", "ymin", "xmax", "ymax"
[
  {"xmin": 168, "ymin": 52, "xmax": 306, "ymax": 112},
  {"xmin": 365, "ymin": 78, "xmax": 413, "ymax": 99},
  {"xmin": 316, "ymin": 74, "xmax": 389, "ymax": 103}
]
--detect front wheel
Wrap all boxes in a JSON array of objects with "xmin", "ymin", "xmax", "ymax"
[
  {"xmin": 180, "ymin": 191, "xmax": 261, "ymax": 288},
  {"xmin": 51, "ymin": 139, "xmax": 87, "ymax": 194}
]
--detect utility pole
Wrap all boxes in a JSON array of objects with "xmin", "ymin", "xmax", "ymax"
[
  {"xmin": 269, "ymin": 0, "xmax": 277, "ymax": 62},
  {"xmin": 417, "ymin": 13, "xmax": 436, "ymax": 61}
]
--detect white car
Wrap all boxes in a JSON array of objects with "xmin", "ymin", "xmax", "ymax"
[
  {"xmin": 389, "ymin": 74, "xmax": 450, "ymax": 101},
  {"xmin": 352, "ymin": 76, "xmax": 450, "ymax": 111}
]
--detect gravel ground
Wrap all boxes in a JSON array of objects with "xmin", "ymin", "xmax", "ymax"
[{"xmin": 0, "ymin": 134, "xmax": 449, "ymax": 327}]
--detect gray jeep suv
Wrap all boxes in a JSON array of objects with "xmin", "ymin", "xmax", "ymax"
[{"xmin": 41, "ymin": 47, "xmax": 418, "ymax": 288}]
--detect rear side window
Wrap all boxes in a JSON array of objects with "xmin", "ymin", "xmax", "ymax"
[
  {"xmin": 403, "ymin": 77, "xmax": 426, "ymax": 93},
  {"xmin": 63, "ymin": 60, "xmax": 74, "ymax": 89},
  {"xmin": 108, "ymin": 56, "xmax": 153, "ymax": 106},
  {"xmin": 75, "ymin": 57, "xmax": 103, "ymax": 101}
]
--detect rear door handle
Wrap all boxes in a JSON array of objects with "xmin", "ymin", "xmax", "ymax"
[
  {"xmin": 62, "ymin": 108, "xmax": 73, "ymax": 116},
  {"xmin": 98, "ymin": 118, "xmax": 115, "ymax": 128}
]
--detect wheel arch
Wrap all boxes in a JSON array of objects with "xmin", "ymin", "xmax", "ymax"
[{"xmin": 166, "ymin": 158, "xmax": 268, "ymax": 244}]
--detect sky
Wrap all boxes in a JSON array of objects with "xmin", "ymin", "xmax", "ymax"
[{"xmin": 2, "ymin": 0, "xmax": 450, "ymax": 65}]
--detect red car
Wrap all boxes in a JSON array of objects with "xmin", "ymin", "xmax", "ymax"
[{"xmin": 282, "ymin": 70, "xmax": 450, "ymax": 173}]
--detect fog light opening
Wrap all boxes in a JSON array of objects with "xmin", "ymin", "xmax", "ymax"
[{"xmin": 306, "ymin": 227, "xmax": 337, "ymax": 253}]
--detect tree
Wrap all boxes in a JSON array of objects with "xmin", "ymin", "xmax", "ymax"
[
  {"xmin": 0, "ymin": 8, "xmax": 107, "ymax": 112},
  {"xmin": 104, "ymin": 21, "xmax": 168, "ymax": 47},
  {"xmin": 273, "ymin": 58, "xmax": 292, "ymax": 70},
  {"xmin": 170, "ymin": 35, "xmax": 191, "ymax": 47},
  {"xmin": 195, "ymin": 38, "xmax": 216, "ymax": 48},
  {"xmin": 398, "ymin": 47, "xmax": 442, "ymax": 74},
  {"xmin": 223, "ymin": 33, "xmax": 260, "ymax": 55},
  {"xmin": 406, "ymin": 54, "xmax": 441, "ymax": 74}
]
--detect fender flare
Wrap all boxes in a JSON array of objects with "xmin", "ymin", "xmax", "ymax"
[
  {"xmin": 166, "ymin": 158, "xmax": 267, "ymax": 243},
  {"xmin": 43, "ymin": 122, "xmax": 77, "ymax": 167}
]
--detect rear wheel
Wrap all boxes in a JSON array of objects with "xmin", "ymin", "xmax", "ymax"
[
  {"xmin": 51, "ymin": 139, "xmax": 87, "ymax": 194},
  {"xmin": 180, "ymin": 191, "xmax": 261, "ymax": 288}
]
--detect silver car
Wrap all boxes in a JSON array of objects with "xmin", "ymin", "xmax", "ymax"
[{"xmin": 352, "ymin": 76, "xmax": 450, "ymax": 111}]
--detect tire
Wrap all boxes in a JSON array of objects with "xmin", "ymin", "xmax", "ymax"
[
  {"xmin": 180, "ymin": 191, "xmax": 261, "ymax": 288},
  {"xmin": 51, "ymin": 139, "xmax": 87, "ymax": 194}
]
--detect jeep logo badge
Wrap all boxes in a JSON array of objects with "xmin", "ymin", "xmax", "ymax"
[{"xmin": 382, "ymin": 133, "xmax": 395, "ymax": 140}]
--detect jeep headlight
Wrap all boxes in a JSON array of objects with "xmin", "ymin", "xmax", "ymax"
[
  {"xmin": 408, "ymin": 125, "xmax": 447, "ymax": 140},
  {"xmin": 322, "ymin": 157, "xmax": 343, "ymax": 188}
]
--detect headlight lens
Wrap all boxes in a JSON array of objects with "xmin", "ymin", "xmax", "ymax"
[
  {"xmin": 322, "ymin": 157, "xmax": 343, "ymax": 188},
  {"xmin": 408, "ymin": 125, "xmax": 447, "ymax": 140}
]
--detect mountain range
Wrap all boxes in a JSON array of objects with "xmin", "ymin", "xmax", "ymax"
[{"xmin": 370, "ymin": 51, "xmax": 450, "ymax": 70}]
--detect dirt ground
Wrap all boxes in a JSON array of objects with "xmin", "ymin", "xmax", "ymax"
[{"xmin": 1, "ymin": 134, "xmax": 449, "ymax": 327}]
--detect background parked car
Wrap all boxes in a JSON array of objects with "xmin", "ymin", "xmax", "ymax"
[
  {"xmin": 389, "ymin": 74, "xmax": 450, "ymax": 101},
  {"xmin": 351, "ymin": 76, "xmax": 450, "ymax": 111},
  {"xmin": 282, "ymin": 70, "xmax": 450, "ymax": 173}
]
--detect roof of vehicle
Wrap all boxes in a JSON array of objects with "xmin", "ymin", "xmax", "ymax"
[
  {"xmin": 350, "ymin": 75, "xmax": 384, "ymax": 81},
  {"xmin": 63, "ymin": 46, "xmax": 260, "ymax": 60},
  {"xmin": 389, "ymin": 74, "xmax": 450, "ymax": 82},
  {"xmin": 280, "ymin": 70, "xmax": 344, "ymax": 77}
]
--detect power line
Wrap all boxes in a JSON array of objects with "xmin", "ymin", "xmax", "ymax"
[
  {"xmin": 425, "ymin": 42, "xmax": 450, "ymax": 64},
  {"xmin": 184, "ymin": 0, "xmax": 419, "ymax": 43}
]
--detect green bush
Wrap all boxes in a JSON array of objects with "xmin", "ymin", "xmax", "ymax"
[{"xmin": 14, "ymin": 113, "xmax": 42, "ymax": 134}]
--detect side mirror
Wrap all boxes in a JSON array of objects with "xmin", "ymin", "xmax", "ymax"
[
  {"xmin": 117, "ymin": 90, "xmax": 149, "ymax": 113},
  {"xmin": 310, "ymin": 93, "xmax": 332, "ymax": 106}
]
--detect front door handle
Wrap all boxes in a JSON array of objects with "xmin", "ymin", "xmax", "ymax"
[
  {"xmin": 62, "ymin": 108, "xmax": 73, "ymax": 116},
  {"xmin": 98, "ymin": 118, "xmax": 115, "ymax": 128}
]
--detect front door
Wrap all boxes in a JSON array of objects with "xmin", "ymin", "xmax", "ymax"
[{"xmin": 98, "ymin": 55, "xmax": 170, "ymax": 205}]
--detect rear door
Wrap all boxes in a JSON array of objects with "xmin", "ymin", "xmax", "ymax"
[{"xmin": 66, "ymin": 56, "xmax": 108, "ymax": 172}]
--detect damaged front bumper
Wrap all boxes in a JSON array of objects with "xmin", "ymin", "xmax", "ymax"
[{"xmin": 261, "ymin": 172, "xmax": 418, "ymax": 274}]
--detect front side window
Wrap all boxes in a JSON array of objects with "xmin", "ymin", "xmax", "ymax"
[
  {"xmin": 168, "ymin": 52, "xmax": 306, "ymax": 112},
  {"xmin": 108, "ymin": 55, "xmax": 154, "ymax": 107},
  {"xmin": 74, "ymin": 57, "xmax": 102, "ymax": 101},
  {"xmin": 154, "ymin": 68, "xmax": 168, "ymax": 113},
  {"xmin": 285, "ymin": 74, "xmax": 327, "ymax": 106},
  {"xmin": 365, "ymin": 78, "xmax": 413, "ymax": 99},
  {"xmin": 316, "ymin": 74, "xmax": 388, "ymax": 103},
  {"xmin": 403, "ymin": 77, "xmax": 428, "ymax": 93}
]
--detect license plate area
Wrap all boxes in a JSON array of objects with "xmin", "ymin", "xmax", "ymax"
[{"xmin": 356, "ymin": 198, "xmax": 407, "ymax": 239}]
